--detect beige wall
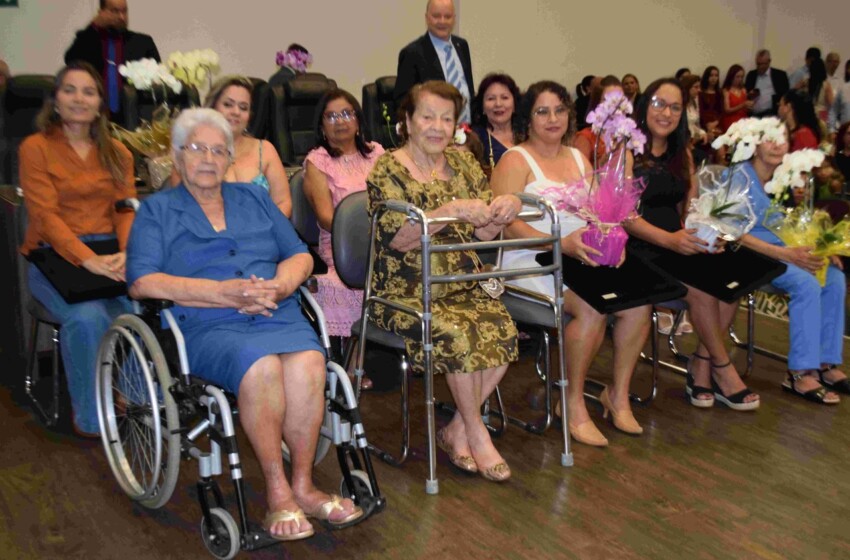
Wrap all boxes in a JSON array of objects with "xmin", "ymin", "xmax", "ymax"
[{"xmin": 0, "ymin": 0, "xmax": 847, "ymax": 98}]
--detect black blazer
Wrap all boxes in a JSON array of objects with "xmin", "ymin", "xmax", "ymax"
[
  {"xmin": 744, "ymin": 67, "xmax": 789, "ymax": 115},
  {"xmin": 64, "ymin": 24, "xmax": 161, "ymax": 75},
  {"xmin": 393, "ymin": 33, "xmax": 475, "ymax": 106}
]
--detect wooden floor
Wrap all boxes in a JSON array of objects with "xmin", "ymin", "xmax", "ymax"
[{"xmin": 1, "ymin": 312, "xmax": 849, "ymax": 560}]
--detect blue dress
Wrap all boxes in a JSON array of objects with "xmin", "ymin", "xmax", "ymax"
[
  {"xmin": 126, "ymin": 182, "xmax": 323, "ymax": 394},
  {"xmin": 472, "ymin": 125, "xmax": 509, "ymax": 167}
]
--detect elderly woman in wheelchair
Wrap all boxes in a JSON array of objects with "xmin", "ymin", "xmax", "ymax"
[{"xmin": 124, "ymin": 108, "xmax": 362, "ymax": 542}]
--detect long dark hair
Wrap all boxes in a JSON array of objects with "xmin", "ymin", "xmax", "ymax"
[
  {"xmin": 700, "ymin": 65, "xmax": 719, "ymax": 91},
  {"xmin": 312, "ymin": 88, "xmax": 373, "ymax": 158},
  {"xmin": 471, "ymin": 73, "xmax": 521, "ymax": 139},
  {"xmin": 721, "ymin": 64, "xmax": 745, "ymax": 90},
  {"xmin": 634, "ymin": 78, "xmax": 691, "ymax": 182},
  {"xmin": 808, "ymin": 57, "xmax": 827, "ymax": 101},
  {"xmin": 836, "ymin": 121, "xmax": 850, "ymax": 154},
  {"xmin": 518, "ymin": 80, "xmax": 575, "ymax": 144},
  {"xmin": 783, "ymin": 89, "xmax": 822, "ymax": 144},
  {"xmin": 36, "ymin": 61, "xmax": 126, "ymax": 184}
]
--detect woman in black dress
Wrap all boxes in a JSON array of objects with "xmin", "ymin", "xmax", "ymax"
[{"xmin": 625, "ymin": 78, "xmax": 767, "ymax": 412}]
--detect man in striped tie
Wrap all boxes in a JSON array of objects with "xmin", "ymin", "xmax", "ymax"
[
  {"xmin": 394, "ymin": 0, "xmax": 475, "ymax": 123},
  {"xmin": 64, "ymin": 0, "xmax": 160, "ymax": 121}
]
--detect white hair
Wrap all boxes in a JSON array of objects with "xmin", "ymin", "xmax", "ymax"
[{"xmin": 170, "ymin": 107, "xmax": 234, "ymax": 158}]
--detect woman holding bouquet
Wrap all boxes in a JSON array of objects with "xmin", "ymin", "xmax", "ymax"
[
  {"xmin": 626, "ymin": 78, "xmax": 769, "ymax": 412},
  {"xmin": 492, "ymin": 81, "xmax": 656, "ymax": 447},
  {"xmin": 738, "ymin": 126, "xmax": 846, "ymax": 403}
]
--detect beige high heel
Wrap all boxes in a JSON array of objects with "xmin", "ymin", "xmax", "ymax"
[{"xmin": 599, "ymin": 387, "xmax": 644, "ymax": 435}]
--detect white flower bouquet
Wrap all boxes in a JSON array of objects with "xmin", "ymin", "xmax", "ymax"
[
  {"xmin": 167, "ymin": 49, "xmax": 220, "ymax": 91},
  {"xmin": 684, "ymin": 164, "xmax": 757, "ymax": 252}
]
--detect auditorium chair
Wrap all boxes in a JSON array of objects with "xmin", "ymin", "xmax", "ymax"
[
  {"xmin": 120, "ymin": 84, "xmax": 200, "ymax": 130},
  {"xmin": 1, "ymin": 74, "xmax": 53, "ymax": 185},
  {"xmin": 268, "ymin": 74, "xmax": 337, "ymax": 166},
  {"xmin": 246, "ymin": 77, "xmax": 271, "ymax": 140},
  {"xmin": 361, "ymin": 76, "xmax": 400, "ymax": 149}
]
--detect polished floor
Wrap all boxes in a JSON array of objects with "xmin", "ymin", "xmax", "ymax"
[{"xmin": 1, "ymin": 312, "xmax": 849, "ymax": 560}]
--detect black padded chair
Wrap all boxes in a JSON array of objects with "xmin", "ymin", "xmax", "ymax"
[
  {"xmin": 1, "ymin": 74, "xmax": 54, "ymax": 184},
  {"xmin": 121, "ymin": 84, "xmax": 200, "ymax": 130},
  {"xmin": 269, "ymin": 74, "xmax": 336, "ymax": 166},
  {"xmin": 246, "ymin": 77, "xmax": 271, "ymax": 141},
  {"xmin": 361, "ymin": 76, "xmax": 400, "ymax": 149},
  {"xmin": 288, "ymin": 168, "xmax": 327, "ymax": 276},
  {"xmin": 334, "ymin": 190, "xmax": 572, "ymax": 494}
]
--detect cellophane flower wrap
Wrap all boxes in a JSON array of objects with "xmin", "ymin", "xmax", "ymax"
[
  {"xmin": 541, "ymin": 90, "xmax": 647, "ymax": 266},
  {"xmin": 762, "ymin": 148, "xmax": 836, "ymax": 285},
  {"xmin": 764, "ymin": 206, "xmax": 850, "ymax": 285},
  {"xmin": 114, "ymin": 57, "xmax": 184, "ymax": 190},
  {"xmin": 683, "ymin": 164, "xmax": 757, "ymax": 252}
]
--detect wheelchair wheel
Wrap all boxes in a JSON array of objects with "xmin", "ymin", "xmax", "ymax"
[
  {"xmin": 201, "ymin": 507, "xmax": 240, "ymax": 560},
  {"xmin": 96, "ymin": 314, "xmax": 181, "ymax": 509},
  {"xmin": 340, "ymin": 469, "xmax": 374, "ymax": 501},
  {"xmin": 281, "ymin": 404, "xmax": 332, "ymax": 465}
]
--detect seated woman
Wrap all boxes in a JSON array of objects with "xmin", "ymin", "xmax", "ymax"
[
  {"xmin": 367, "ymin": 81, "xmax": 520, "ymax": 481},
  {"xmin": 721, "ymin": 64, "xmax": 752, "ymax": 132},
  {"xmin": 303, "ymin": 88, "xmax": 385, "ymax": 387},
  {"xmin": 573, "ymin": 75, "xmax": 623, "ymax": 168},
  {"xmin": 834, "ymin": 122, "xmax": 850, "ymax": 187},
  {"xmin": 167, "ymin": 76, "xmax": 292, "ymax": 216},
  {"xmin": 471, "ymin": 73, "xmax": 521, "ymax": 169},
  {"xmin": 737, "ymin": 121, "xmax": 846, "ymax": 403},
  {"xmin": 19, "ymin": 62, "xmax": 136, "ymax": 437},
  {"xmin": 779, "ymin": 89, "xmax": 822, "ymax": 152},
  {"xmin": 492, "ymin": 80, "xmax": 652, "ymax": 447},
  {"xmin": 127, "ymin": 108, "xmax": 362, "ymax": 540},
  {"xmin": 622, "ymin": 73, "xmax": 643, "ymax": 107},
  {"xmin": 625, "ymin": 78, "xmax": 761, "ymax": 412}
]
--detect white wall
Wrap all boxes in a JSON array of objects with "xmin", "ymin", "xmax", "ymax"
[{"xmin": 0, "ymin": 0, "xmax": 848, "ymax": 98}]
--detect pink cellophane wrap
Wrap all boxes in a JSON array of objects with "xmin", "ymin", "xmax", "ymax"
[{"xmin": 540, "ymin": 149, "xmax": 646, "ymax": 266}]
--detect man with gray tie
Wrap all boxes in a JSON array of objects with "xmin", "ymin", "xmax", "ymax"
[{"xmin": 394, "ymin": 0, "xmax": 475, "ymax": 123}]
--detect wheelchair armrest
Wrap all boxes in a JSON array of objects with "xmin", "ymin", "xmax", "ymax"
[
  {"xmin": 139, "ymin": 299, "xmax": 174, "ymax": 315},
  {"xmin": 304, "ymin": 276, "xmax": 319, "ymax": 294},
  {"xmin": 115, "ymin": 198, "xmax": 141, "ymax": 212}
]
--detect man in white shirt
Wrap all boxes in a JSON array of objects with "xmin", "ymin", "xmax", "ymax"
[
  {"xmin": 745, "ymin": 49, "xmax": 789, "ymax": 117},
  {"xmin": 829, "ymin": 80, "xmax": 850, "ymax": 134},
  {"xmin": 826, "ymin": 52, "xmax": 842, "ymax": 95},
  {"xmin": 789, "ymin": 47, "xmax": 821, "ymax": 90}
]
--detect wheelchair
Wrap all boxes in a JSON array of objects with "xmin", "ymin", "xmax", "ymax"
[{"xmin": 94, "ymin": 283, "xmax": 385, "ymax": 559}]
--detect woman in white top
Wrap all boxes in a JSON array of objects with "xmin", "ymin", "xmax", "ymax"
[{"xmin": 491, "ymin": 81, "xmax": 651, "ymax": 448}]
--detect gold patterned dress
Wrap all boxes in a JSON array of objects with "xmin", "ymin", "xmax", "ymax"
[{"xmin": 366, "ymin": 149, "xmax": 518, "ymax": 375}]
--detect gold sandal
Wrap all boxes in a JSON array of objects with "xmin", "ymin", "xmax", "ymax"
[{"xmin": 263, "ymin": 508, "xmax": 315, "ymax": 541}]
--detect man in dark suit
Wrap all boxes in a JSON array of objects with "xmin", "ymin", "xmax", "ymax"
[
  {"xmin": 64, "ymin": 0, "xmax": 160, "ymax": 120},
  {"xmin": 393, "ymin": 0, "xmax": 474, "ymax": 123},
  {"xmin": 745, "ymin": 49, "xmax": 789, "ymax": 117}
]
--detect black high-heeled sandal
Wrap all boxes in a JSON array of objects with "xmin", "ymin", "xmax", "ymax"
[
  {"xmin": 817, "ymin": 364, "xmax": 850, "ymax": 395},
  {"xmin": 686, "ymin": 353, "xmax": 714, "ymax": 408},
  {"xmin": 783, "ymin": 370, "xmax": 840, "ymax": 404},
  {"xmin": 710, "ymin": 361, "xmax": 759, "ymax": 411}
]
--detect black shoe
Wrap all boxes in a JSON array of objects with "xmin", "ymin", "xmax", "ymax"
[
  {"xmin": 686, "ymin": 353, "xmax": 714, "ymax": 408},
  {"xmin": 710, "ymin": 361, "xmax": 759, "ymax": 411},
  {"xmin": 783, "ymin": 370, "xmax": 840, "ymax": 404},
  {"xmin": 817, "ymin": 365, "xmax": 850, "ymax": 395}
]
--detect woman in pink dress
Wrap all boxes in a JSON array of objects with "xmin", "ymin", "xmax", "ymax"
[{"xmin": 303, "ymin": 89, "xmax": 385, "ymax": 386}]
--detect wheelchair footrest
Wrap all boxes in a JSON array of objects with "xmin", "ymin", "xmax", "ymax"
[{"xmin": 241, "ymin": 523, "xmax": 284, "ymax": 552}]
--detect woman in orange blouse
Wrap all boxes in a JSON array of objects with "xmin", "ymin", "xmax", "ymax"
[{"xmin": 20, "ymin": 62, "xmax": 136, "ymax": 436}]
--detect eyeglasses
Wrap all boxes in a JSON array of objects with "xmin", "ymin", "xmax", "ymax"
[
  {"xmin": 323, "ymin": 109, "xmax": 357, "ymax": 124},
  {"xmin": 649, "ymin": 97, "xmax": 683, "ymax": 114},
  {"xmin": 532, "ymin": 105, "xmax": 569, "ymax": 119},
  {"xmin": 181, "ymin": 143, "xmax": 231, "ymax": 159}
]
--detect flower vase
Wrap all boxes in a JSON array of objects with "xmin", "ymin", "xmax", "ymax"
[
  {"xmin": 692, "ymin": 222, "xmax": 721, "ymax": 253},
  {"xmin": 582, "ymin": 224, "xmax": 628, "ymax": 266},
  {"xmin": 146, "ymin": 155, "xmax": 173, "ymax": 190}
]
